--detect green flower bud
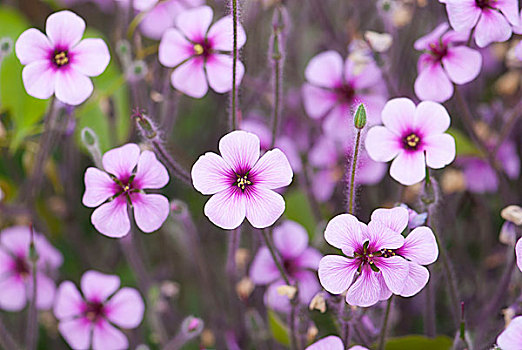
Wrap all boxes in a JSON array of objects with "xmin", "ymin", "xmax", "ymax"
[{"xmin": 354, "ymin": 104, "xmax": 367, "ymax": 130}]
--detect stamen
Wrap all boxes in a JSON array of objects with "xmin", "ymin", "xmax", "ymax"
[
  {"xmin": 194, "ymin": 44, "xmax": 204, "ymax": 55},
  {"xmin": 53, "ymin": 51, "xmax": 69, "ymax": 66},
  {"xmin": 403, "ymin": 133, "xmax": 421, "ymax": 150},
  {"xmin": 236, "ymin": 175, "xmax": 252, "ymax": 190}
]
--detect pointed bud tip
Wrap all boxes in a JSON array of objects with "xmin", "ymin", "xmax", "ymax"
[{"xmin": 354, "ymin": 104, "xmax": 367, "ymax": 129}]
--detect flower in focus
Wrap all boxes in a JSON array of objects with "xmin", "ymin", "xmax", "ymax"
[
  {"xmin": 0, "ymin": 226, "xmax": 63, "ymax": 311},
  {"xmin": 15, "ymin": 10, "xmax": 110, "ymax": 105},
  {"xmin": 158, "ymin": 5, "xmax": 246, "ymax": 98},
  {"xmin": 414, "ymin": 22, "xmax": 482, "ymax": 102},
  {"xmin": 440, "ymin": 0, "xmax": 520, "ymax": 48},
  {"xmin": 249, "ymin": 220, "xmax": 322, "ymax": 312},
  {"xmin": 191, "ymin": 130, "xmax": 293, "ymax": 229},
  {"xmin": 365, "ymin": 98, "xmax": 456, "ymax": 186},
  {"xmin": 54, "ymin": 270, "xmax": 144, "ymax": 350},
  {"xmin": 305, "ymin": 335, "xmax": 368, "ymax": 350},
  {"xmin": 496, "ymin": 316, "xmax": 522, "ymax": 349},
  {"xmin": 301, "ymin": 50, "xmax": 386, "ymax": 141},
  {"xmin": 82, "ymin": 143, "xmax": 170, "ymax": 238},
  {"xmin": 399, "ymin": 203, "xmax": 428, "ymax": 229}
]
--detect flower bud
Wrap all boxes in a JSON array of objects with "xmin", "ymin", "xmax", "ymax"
[
  {"xmin": 276, "ymin": 285, "xmax": 297, "ymax": 300},
  {"xmin": 501, "ymin": 205, "xmax": 522, "ymax": 226},
  {"xmin": 116, "ymin": 39, "xmax": 131, "ymax": 65},
  {"xmin": 354, "ymin": 104, "xmax": 367, "ymax": 130},
  {"xmin": 308, "ymin": 292, "xmax": 327, "ymax": 313},
  {"xmin": 81, "ymin": 127, "xmax": 103, "ymax": 169},
  {"xmin": 181, "ymin": 316, "xmax": 204, "ymax": 339},
  {"xmin": 236, "ymin": 277, "xmax": 254, "ymax": 300},
  {"xmin": 133, "ymin": 110, "xmax": 158, "ymax": 140},
  {"xmin": 0, "ymin": 37, "xmax": 13, "ymax": 58},
  {"xmin": 126, "ymin": 60, "xmax": 148, "ymax": 83}
]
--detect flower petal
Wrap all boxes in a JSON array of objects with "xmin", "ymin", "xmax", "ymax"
[
  {"xmin": 414, "ymin": 101, "xmax": 451, "ymax": 137},
  {"xmin": 34, "ymin": 273, "xmax": 56, "ymax": 310},
  {"xmin": 70, "ymin": 38, "xmax": 110, "ymax": 77},
  {"xmin": 191, "ymin": 152, "xmax": 234, "ymax": 195},
  {"xmin": 102, "ymin": 143, "xmax": 140, "ymax": 180},
  {"xmin": 206, "ymin": 54, "xmax": 245, "ymax": 94},
  {"xmin": 264, "ymin": 279, "xmax": 290, "ymax": 312},
  {"xmin": 414, "ymin": 23, "xmax": 450, "ymax": 51},
  {"xmin": 158, "ymin": 28, "xmax": 193, "ymax": 67},
  {"xmin": 496, "ymin": 0, "xmax": 520, "ymax": 26},
  {"xmin": 58, "ymin": 318, "xmax": 92, "ymax": 350},
  {"xmin": 54, "ymin": 281, "xmax": 84, "ymax": 320},
  {"xmin": 381, "ymin": 98, "xmax": 416, "ymax": 136},
  {"xmin": 376, "ymin": 255, "xmax": 409, "ymax": 294},
  {"xmin": 82, "ymin": 167, "xmax": 116, "ymax": 207},
  {"xmin": 218, "ymin": 130, "xmax": 260, "ymax": 172},
  {"xmin": 398, "ymin": 262, "xmax": 429, "ymax": 297},
  {"xmin": 294, "ymin": 248, "xmax": 323, "ymax": 270},
  {"xmin": 318, "ymin": 255, "xmax": 358, "ymax": 295},
  {"xmin": 46, "ymin": 10, "xmax": 86, "ymax": 48},
  {"xmin": 306, "ymin": 336, "xmax": 344, "ymax": 350},
  {"xmin": 442, "ymin": 46, "xmax": 482, "ymax": 85},
  {"xmin": 0, "ymin": 275, "xmax": 27, "ymax": 311},
  {"xmin": 324, "ymin": 213, "xmax": 365, "ymax": 256},
  {"xmin": 106, "ymin": 287, "xmax": 144, "ymax": 329},
  {"xmin": 21, "ymin": 61, "xmax": 56, "ymax": 100},
  {"xmin": 399, "ymin": 226, "xmax": 439, "ymax": 265},
  {"xmin": 245, "ymin": 187, "xmax": 285, "ymax": 229},
  {"xmin": 365, "ymin": 126, "xmax": 400, "ymax": 162},
  {"xmin": 204, "ymin": 188, "xmax": 246, "ymax": 230},
  {"xmin": 370, "ymin": 207, "xmax": 409, "ymax": 234},
  {"xmin": 497, "ymin": 316, "xmax": 522, "ymax": 349},
  {"xmin": 517, "ymin": 238, "xmax": 522, "ymax": 273},
  {"xmin": 91, "ymin": 197, "xmax": 131, "ymax": 238},
  {"xmin": 171, "ymin": 58, "xmax": 208, "ymax": 98},
  {"xmin": 389, "ymin": 151, "xmax": 426, "ymax": 186},
  {"xmin": 175, "ymin": 6, "xmax": 213, "ymax": 41},
  {"xmin": 414, "ymin": 62, "xmax": 453, "ymax": 103},
  {"xmin": 366, "ymin": 220, "xmax": 405, "ymax": 251},
  {"xmin": 301, "ymin": 84, "xmax": 337, "ymax": 119},
  {"xmin": 444, "ymin": 0, "xmax": 481, "ymax": 32},
  {"xmin": 273, "ymin": 221, "xmax": 308, "ymax": 259},
  {"xmin": 249, "ymin": 247, "xmax": 280, "ymax": 285},
  {"xmin": 349, "ymin": 61, "xmax": 382, "ymax": 90},
  {"xmin": 132, "ymin": 193, "xmax": 170, "ymax": 233},
  {"xmin": 54, "ymin": 68, "xmax": 94, "ymax": 105},
  {"xmin": 207, "ymin": 16, "xmax": 247, "ymax": 51},
  {"xmin": 304, "ymin": 50, "xmax": 343, "ymax": 89},
  {"xmin": 134, "ymin": 151, "xmax": 169, "ymax": 189},
  {"xmin": 15, "ymin": 28, "xmax": 52, "ymax": 65},
  {"xmin": 250, "ymin": 149, "xmax": 293, "ymax": 190},
  {"xmin": 474, "ymin": 8, "xmax": 512, "ymax": 48},
  {"xmin": 81, "ymin": 270, "xmax": 120, "ymax": 302},
  {"xmin": 345, "ymin": 268, "xmax": 381, "ymax": 307},
  {"xmin": 1, "ymin": 226, "xmax": 30, "ymax": 256},
  {"xmin": 92, "ymin": 319, "xmax": 129, "ymax": 350},
  {"xmin": 423, "ymin": 134, "xmax": 456, "ymax": 169}
]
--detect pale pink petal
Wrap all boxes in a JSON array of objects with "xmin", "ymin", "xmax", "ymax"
[
  {"xmin": 306, "ymin": 336, "xmax": 344, "ymax": 350},
  {"xmin": 311, "ymin": 169, "xmax": 337, "ymax": 202},
  {"xmin": 366, "ymin": 220, "xmax": 405, "ymax": 251},
  {"xmin": 423, "ymin": 134, "xmax": 456, "ymax": 169},
  {"xmin": 218, "ymin": 130, "xmax": 260, "ymax": 172},
  {"xmin": 414, "ymin": 23, "xmax": 449, "ymax": 51},
  {"xmin": 191, "ymin": 152, "xmax": 233, "ymax": 195},
  {"xmin": 414, "ymin": 63, "xmax": 453, "ymax": 103},
  {"xmin": 81, "ymin": 270, "xmax": 120, "ymax": 302},
  {"xmin": 324, "ymin": 213, "xmax": 365, "ymax": 256},
  {"xmin": 102, "ymin": 143, "xmax": 140, "ymax": 180},
  {"xmin": 345, "ymin": 268, "xmax": 381, "ymax": 307},
  {"xmin": 301, "ymin": 84, "xmax": 337, "ymax": 119},
  {"xmin": 91, "ymin": 197, "xmax": 131, "ymax": 238},
  {"xmin": 34, "ymin": 273, "xmax": 56, "ymax": 310},
  {"xmin": 349, "ymin": 61, "xmax": 382, "ymax": 90},
  {"xmin": 46, "ymin": 10, "xmax": 86, "ymax": 48},
  {"xmin": 517, "ymin": 238, "xmax": 522, "ymax": 273},
  {"xmin": 249, "ymin": 247, "xmax": 280, "ymax": 284},
  {"xmin": 296, "ymin": 271, "xmax": 321, "ymax": 305},
  {"xmin": 0, "ymin": 250, "xmax": 12, "ymax": 277},
  {"xmin": 349, "ymin": 346, "xmax": 369, "ymax": 350},
  {"xmin": 158, "ymin": 28, "xmax": 193, "ymax": 67},
  {"xmin": 132, "ymin": 193, "xmax": 170, "ymax": 233},
  {"xmin": 273, "ymin": 221, "xmax": 308, "ymax": 259},
  {"xmin": 318, "ymin": 255, "xmax": 358, "ymax": 294},
  {"xmin": 496, "ymin": 0, "xmax": 520, "ymax": 26},
  {"xmin": 207, "ymin": 16, "xmax": 247, "ymax": 51},
  {"xmin": 304, "ymin": 51, "xmax": 343, "ymax": 89},
  {"xmin": 442, "ymin": 46, "xmax": 482, "ymax": 85},
  {"xmin": 206, "ymin": 54, "xmax": 245, "ymax": 93},
  {"xmin": 250, "ymin": 149, "xmax": 293, "ymax": 190},
  {"xmin": 54, "ymin": 68, "xmax": 94, "ymax": 105},
  {"xmin": 58, "ymin": 318, "xmax": 92, "ymax": 350},
  {"xmin": 414, "ymin": 101, "xmax": 451, "ymax": 137},
  {"xmin": 398, "ymin": 226, "xmax": 438, "ymax": 265},
  {"xmin": 139, "ymin": 4, "xmax": 173, "ymax": 40},
  {"xmin": 15, "ymin": 28, "xmax": 52, "ymax": 65},
  {"xmin": 134, "ymin": 151, "xmax": 169, "ymax": 189},
  {"xmin": 398, "ymin": 262, "xmax": 429, "ymax": 297},
  {"xmin": 0, "ymin": 276, "xmax": 27, "ymax": 311},
  {"xmin": 377, "ymin": 273, "xmax": 393, "ymax": 301},
  {"xmin": 375, "ymin": 255, "xmax": 409, "ymax": 294},
  {"xmin": 21, "ymin": 61, "xmax": 56, "ymax": 100},
  {"xmin": 497, "ymin": 316, "xmax": 522, "ymax": 349},
  {"xmin": 35, "ymin": 235, "xmax": 63, "ymax": 269},
  {"xmin": 175, "ymin": 6, "xmax": 213, "ymax": 41},
  {"xmin": 171, "ymin": 58, "xmax": 208, "ymax": 98},
  {"xmin": 365, "ymin": 126, "xmax": 400, "ymax": 162},
  {"xmin": 322, "ymin": 104, "xmax": 353, "ymax": 142},
  {"xmin": 474, "ymin": 8, "xmax": 512, "ymax": 48},
  {"xmin": 1, "ymin": 226, "xmax": 30, "ymax": 256},
  {"xmin": 54, "ymin": 281, "xmax": 84, "ymax": 320},
  {"xmin": 106, "ymin": 287, "xmax": 144, "ymax": 329},
  {"xmin": 240, "ymin": 119, "xmax": 271, "ymax": 149},
  {"xmin": 381, "ymin": 98, "xmax": 416, "ymax": 136},
  {"xmin": 389, "ymin": 151, "xmax": 426, "ymax": 186},
  {"xmin": 264, "ymin": 279, "xmax": 290, "ymax": 312},
  {"xmin": 82, "ymin": 167, "xmax": 116, "ymax": 207},
  {"xmin": 357, "ymin": 93, "xmax": 386, "ymax": 126},
  {"xmin": 445, "ymin": 0, "xmax": 481, "ymax": 32},
  {"xmin": 294, "ymin": 248, "xmax": 322, "ymax": 270},
  {"xmin": 370, "ymin": 207, "xmax": 409, "ymax": 233},
  {"xmin": 70, "ymin": 38, "xmax": 110, "ymax": 77},
  {"xmin": 309, "ymin": 138, "xmax": 337, "ymax": 168},
  {"xmin": 245, "ymin": 187, "xmax": 285, "ymax": 229},
  {"xmin": 276, "ymin": 137, "xmax": 302, "ymax": 173},
  {"xmin": 92, "ymin": 319, "xmax": 128, "ymax": 350},
  {"xmin": 204, "ymin": 188, "xmax": 246, "ymax": 230}
]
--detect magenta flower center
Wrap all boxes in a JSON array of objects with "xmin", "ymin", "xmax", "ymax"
[
  {"xmin": 428, "ymin": 42, "xmax": 448, "ymax": 62},
  {"xmin": 52, "ymin": 50, "xmax": 70, "ymax": 68},
  {"xmin": 354, "ymin": 241, "xmax": 381, "ymax": 272},
  {"xmin": 193, "ymin": 40, "xmax": 212, "ymax": 58},
  {"xmin": 282, "ymin": 258, "xmax": 299, "ymax": 277},
  {"xmin": 475, "ymin": 0, "xmax": 493, "ymax": 9},
  {"xmin": 13, "ymin": 256, "xmax": 30, "ymax": 278},
  {"xmin": 402, "ymin": 132, "xmax": 422, "ymax": 151},
  {"xmin": 84, "ymin": 300, "xmax": 106, "ymax": 322},
  {"xmin": 334, "ymin": 83, "xmax": 356, "ymax": 104}
]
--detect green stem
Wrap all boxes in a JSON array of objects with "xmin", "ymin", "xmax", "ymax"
[
  {"xmin": 231, "ymin": 0, "xmax": 239, "ymax": 130},
  {"xmin": 348, "ymin": 130, "xmax": 362, "ymax": 215},
  {"xmin": 261, "ymin": 229, "xmax": 290, "ymax": 285},
  {"xmin": 378, "ymin": 297, "xmax": 393, "ymax": 350}
]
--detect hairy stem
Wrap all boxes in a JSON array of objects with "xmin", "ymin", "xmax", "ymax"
[
  {"xmin": 230, "ymin": 0, "xmax": 239, "ymax": 130},
  {"xmin": 378, "ymin": 297, "xmax": 393, "ymax": 350},
  {"xmin": 151, "ymin": 140, "xmax": 191, "ymax": 185},
  {"xmin": 348, "ymin": 130, "xmax": 362, "ymax": 215},
  {"xmin": 270, "ymin": 5, "xmax": 284, "ymax": 148}
]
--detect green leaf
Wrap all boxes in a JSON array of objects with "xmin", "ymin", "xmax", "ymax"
[
  {"xmin": 446, "ymin": 128, "xmax": 481, "ymax": 157},
  {"xmin": 284, "ymin": 190, "xmax": 317, "ymax": 238},
  {"xmin": 385, "ymin": 335, "xmax": 453, "ymax": 350},
  {"xmin": 268, "ymin": 310, "xmax": 290, "ymax": 346}
]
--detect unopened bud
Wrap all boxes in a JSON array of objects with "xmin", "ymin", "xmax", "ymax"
[
  {"xmin": 354, "ymin": 104, "xmax": 367, "ymax": 129},
  {"xmin": 182, "ymin": 316, "xmax": 204, "ymax": 336},
  {"xmin": 0, "ymin": 37, "xmax": 13, "ymax": 57},
  {"xmin": 126, "ymin": 60, "xmax": 148, "ymax": 83},
  {"xmin": 116, "ymin": 39, "xmax": 131, "ymax": 65},
  {"xmin": 81, "ymin": 127, "xmax": 103, "ymax": 169},
  {"xmin": 501, "ymin": 205, "xmax": 522, "ymax": 226},
  {"xmin": 236, "ymin": 277, "xmax": 254, "ymax": 300},
  {"xmin": 160, "ymin": 280, "xmax": 180, "ymax": 298},
  {"xmin": 170, "ymin": 199, "xmax": 188, "ymax": 217},
  {"xmin": 499, "ymin": 222, "xmax": 517, "ymax": 246},
  {"xmin": 364, "ymin": 31, "xmax": 393, "ymax": 53},
  {"xmin": 308, "ymin": 292, "xmax": 327, "ymax": 313},
  {"xmin": 276, "ymin": 285, "xmax": 297, "ymax": 300},
  {"xmin": 132, "ymin": 109, "xmax": 158, "ymax": 139},
  {"xmin": 306, "ymin": 325, "xmax": 318, "ymax": 344}
]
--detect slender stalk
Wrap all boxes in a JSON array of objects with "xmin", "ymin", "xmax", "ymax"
[
  {"xmin": 26, "ymin": 225, "xmax": 39, "ymax": 350},
  {"xmin": 226, "ymin": 227, "xmax": 241, "ymax": 284},
  {"xmin": 260, "ymin": 229, "xmax": 290, "ymax": 285},
  {"xmin": 230, "ymin": 0, "xmax": 239, "ymax": 130},
  {"xmin": 0, "ymin": 316, "xmax": 20, "ymax": 350},
  {"xmin": 423, "ymin": 267, "xmax": 436, "ymax": 337},
  {"xmin": 151, "ymin": 140, "xmax": 191, "ymax": 185},
  {"xmin": 270, "ymin": 5, "xmax": 284, "ymax": 148},
  {"xmin": 289, "ymin": 294, "xmax": 299, "ymax": 350},
  {"xmin": 378, "ymin": 297, "xmax": 393, "ymax": 350},
  {"xmin": 348, "ymin": 130, "xmax": 362, "ymax": 215}
]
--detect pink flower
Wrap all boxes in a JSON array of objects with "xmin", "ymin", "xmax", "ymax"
[
  {"xmin": 15, "ymin": 11, "xmax": 110, "ymax": 105},
  {"xmin": 82, "ymin": 143, "xmax": 170, "ymax": 238},
  {"xmin": 319, "ymin": 207, "xmax": 438, "ymax": 307},
  {"xmin": 301, "ymin": 50, "xmax": 386, "ymax": 141},
  {"xmin": 365, "ymin": 98, "xmax": 456, "ymax": 186},
  {"xmin": 440, "ymin": 0, "xmax": 520, "ymax": 48},
  {"xmin": 305, "ymin": 335, "xmax": 368, "ymax": 350},
  {"xmin": 158, "ymin": 6, "xmax": 246, "ymax": 98},
  {"xmin": 191, "ymin": 130, "xmax": 293, "ymax": 230},
  {"xmin": 249, "ymin": 221, "xmax": 322, "ymax": 312},
  {"xmin": 54, "ymin": 270, "xmax": 144, "ymax": 350},
  {"xmin": 414, "ymin": 23, "xmax": 482, "ymax": 102},
  {"xmin": 0, "ymin": 226, "xmax": 62, "ymax": 311},
  {"xmin": 496, "ymin": 316, "xmax": 522, "ymax": 349}
]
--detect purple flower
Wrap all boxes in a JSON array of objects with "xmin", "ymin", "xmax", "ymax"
[
  {"xmin": 0, "ymin": 226, "xmax": 63, "ymax": 311},
  {"xmin": 83, "ymin": 143, "xmax": 170, "ymax": 238},
  {"xmin": 305, "ymin": 335, "xmax": 368, "ymax": 350},
  {"xmin": 440, "ymin": 0, "xmax": 520, "ymax": 48},
  {"xmin": 301, "ymin": 50, "xmax": 386, "ymax": 141},
  {"xmin": 158, "ymin": 6, "xmax": 246, "ymax": 98},
  {"xmin": 496, "ymin": 316, "xmax": 522, "ymax": 349},
  {"xmin": 191, "ymin": 130, "xmax": 293, "ymax": 230},
  {"xmin": 318, "ymin": 207, "xmax": 438, "ymax": 307},
  {"xmin": 365, "ymin": 98, "xmax": 456, "ymax": 186},
  {"xmin": 414, "ymin": 23, "xmax": 482, "ymax": 102},
  {"xmin": 15, "ymin": 10, "xmax": 110, "ymax": 105},
  {"xmin": 249, "ymin": 221, "xmax": 322, "ymax": 312},
  {"xmin": 54, "ymin": 270, "xmax": 144, "ymax": 350}
]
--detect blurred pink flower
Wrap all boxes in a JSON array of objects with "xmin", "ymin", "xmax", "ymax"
[
  {"xmin": 54, "ymin": 270, "xmax": 144, "ymax": 350},
  {"xmin": 249, "ymin": 220, "xmax": 321, "ymax": 312},
  {"xmin": 399, "ymin": 204, "xmax": 428, "ymax": 229},
  {"xmin": 305, "ymin": 335, "xmax": 368, "ymax": 350},
  {"xmin": 440, "ymin": 0, "xmax": 519, "ymax": 47},
  {"xmin": 82, "ymin": 143, "xmax": 170, "ymax": 238},
  {"xmin": 301, "ymin": 50, "xmax": 386, "ymax": 141},
  {"xmin": 365, "ymin": 98, "xmax": 456, "ymax": 186},
  {"xmin": 0, "ymin": 226, "xmax": 62, "ymax": 311},
  {"xmin": 414, "ymin": 23, "xmax": 482, "ymax": 102},
  {"xmin": 191, "ymin": 130, "xmax": 293, "ymax": 229},
  {"xmin": 15, "ymin": 10, "xmax": 110, "ymax": 105},
  {"xmin": 496, "ymin": 316, "xmax": 522, "ymax": 349},
  {"xmin": 158, "ymin": 5, "xmax": 246, "ymax": 98}
]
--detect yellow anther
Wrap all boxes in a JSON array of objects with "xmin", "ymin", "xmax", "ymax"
[
  {"xmin": 194, "ymin": 44, "xmax": 204, "ymax": 55},
  {"xmin": 405, "ymin": 133, "xmax": 420, "ymax": 148},
  {"xmin": 54, "ymin": 51, "xmax": 69, "ymax": 66}
]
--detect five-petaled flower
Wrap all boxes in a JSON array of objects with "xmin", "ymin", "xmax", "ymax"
[
  {"xmin": 496, "ymin": 316, "xmax": 522, "ymax": 349},
  {"xmin": 83, "ymin": 143, "xmax": 170, "ymax": 238},
  {"xmin": 414, "ymin": 22, "xmax": 482, "ymax": 102},
  {"xmin": 54, "ymin": 270, "xmax": 144, "ymax": 350},
  {"xmin": 0, "ymin": 226, "xmax": 63, "ymax": 312},
  {"xmin": 191, "ymin": 130, "xmax": 293, "ymax": 230},
  {"xmin": 158, "ymin": 5, "xmax": 246, "ymax": 98},
  {"xmin": 15, "ymin": 10, "xmax": 110, "ymax": 105},
  {"xmin": 249, "ymin": 220, "xmax": 322, "ymax": 312},
  {"xmin": 365, "ymin": 98, "xmax": 456, "ymax": 186}
]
